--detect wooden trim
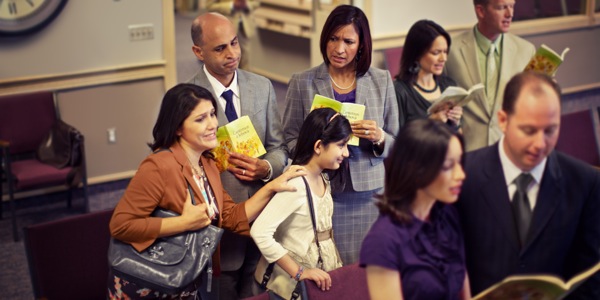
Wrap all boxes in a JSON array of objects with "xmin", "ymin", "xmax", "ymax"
[
  {"xmin": 88, "ymin": 170, "xmax": 137, "ymax": 185},
  {"xmin": 563, "ymin": 82, "xmax": 600, "ymax": 94},
  {"xmin": 162, "ymin": 0, "xmax": 177, "ymax": 90},
  {"xmin": 0, "ymin": 62, "xmax": 167, "ymax": 96},
  {"xmin": 249, "ymin": 66, "xmax": 290, "ymax": 84}
]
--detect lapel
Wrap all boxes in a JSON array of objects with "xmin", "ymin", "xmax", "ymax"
[
  {"xmin": 499, "ymin": 34, "xmax": 518, "ymax": 100},
  {"xmin": 236, "ymin": 70, "xmax": 257, "ymax": 118},
  {"xmin": 354, "ymin": 71, "xmax": 370, "ymax": 107},
  {"xmin": 313, "ymin": 64, "xmax": 335, "ymax": 99},
  {"xmin": 459, "ymin": 30, "xmax": 490, "ymax": 118},
  {"xmin": 480, "ymin": 144, "xmax": 521, "ymax": 252},
  {"xmin": 170, "ymin": 143, "xmax": 205, "ymax": 206},
  {"xmin": 523, "ymin": 152, "xmax": 562, "ymax": 253}
]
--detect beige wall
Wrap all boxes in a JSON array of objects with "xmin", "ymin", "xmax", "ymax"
[{"xmin": 57, "ymin": 80, "xmax": 164, "ymax": 182}]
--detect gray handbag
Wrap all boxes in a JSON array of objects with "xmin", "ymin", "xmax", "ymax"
[{"xmin": 108, "ymin": 184, "xmax": 223, "ymax": 294}]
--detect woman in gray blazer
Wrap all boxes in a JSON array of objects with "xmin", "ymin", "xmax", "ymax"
[{"xmin": 282, "ymin": 5, "xmax": 399, "ymax": 264}]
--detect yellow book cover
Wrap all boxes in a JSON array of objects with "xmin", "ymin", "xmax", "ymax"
[
  {"xmin": 524, "ymin": 44, "xmax": 570, "ymax": 76},
  {"xmin": 211, "ymin": 115, "xmax": 266, "ymax": 172},
  {"xmin": 310, "ymin": 94, "xmax": 365, "ymax": 146},
  {"xmin": 473, "ymin": 261, "xmax": 600, "ymax": 300}
]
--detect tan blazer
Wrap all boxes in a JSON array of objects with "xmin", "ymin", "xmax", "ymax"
[
  {"xmin": 445, "ymin": 28, "xmax": 535, "ymax": 151},
  {"xmin": 109, "ymin": 142, "xmax": 250, "ymax": 269}
]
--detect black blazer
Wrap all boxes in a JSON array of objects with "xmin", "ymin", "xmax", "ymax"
[{"xmin": 456, "ymin": 143, "xmax": 600, "ymax": 298}]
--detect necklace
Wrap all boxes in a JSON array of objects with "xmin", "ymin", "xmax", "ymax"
[
  {"xmin": 186, "ymin": 155, "xmax": 205, "ymax": 179},
  {"xmin": 414, "ymin": 80, "xmax": 439, "ymax": 93},
  {"xmin": 330, "ymin": 75, "xmax": 356, "ymax": 90}
]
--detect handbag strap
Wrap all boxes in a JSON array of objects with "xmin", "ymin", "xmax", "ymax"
[{"xmin": 259, "ymin": 176, "xmax": 323, "ymax": 300}]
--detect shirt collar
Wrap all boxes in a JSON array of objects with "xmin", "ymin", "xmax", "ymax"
[
  {"xmin": 498, "ymin": 136, "xmax": 546, "ymax": 187},
  {"xmin": 202, "ymin": 64, "xmax": 240, "ymax": 99},
  {"xmin": 474, "ymin": 25, "xmax": 502, "ymax": 55}
]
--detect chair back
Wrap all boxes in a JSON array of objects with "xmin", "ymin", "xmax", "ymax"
[
  {"xmin": 555, "ymin": 109, "xmax": 600, "ymax": 166},
  {"xmin": 304, "ymin": 263, "xmax": 370, "ymax": 300},
  {"xmin": 383, "ymin": 47, "xmax": 403, "ymax": 80},
  {"xmin": 0, "ymin": 92, "xmax": 56, "ymax": 155},
  {"xmin": 23, "ymin": 209, "xmax": 113, "ymax": 300}
]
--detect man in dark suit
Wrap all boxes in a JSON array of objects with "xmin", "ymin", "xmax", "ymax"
[
  {"xmin": 457, "ymin": 71, "xmax": 600, "ymax": 298},
  {"xmin": 188, "ymin": 12, "xmax": 287, "ymax": 299}
]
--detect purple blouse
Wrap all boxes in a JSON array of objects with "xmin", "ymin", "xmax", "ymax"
[
  {"xmin": 333, "ymin": 89, "xmax": 356, "ymax": 103},
  {"xmin": 359, "ymin": 203, "xmax": 466, "ymax": 300}
]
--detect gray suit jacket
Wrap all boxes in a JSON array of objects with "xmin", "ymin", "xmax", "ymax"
[
  {"xmin": 445, "ymin": 28, "xmax": 535, "ymax": 151},
  {"xmin": 282, "ymin": 63, "xmax": 399, "ymax": 192},
  {"xmin": 188, "ymin": 65, "xmax": 287, "ymax": 271}
]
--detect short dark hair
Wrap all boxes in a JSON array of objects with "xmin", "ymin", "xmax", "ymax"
[
  {"xmin": 502, "ymin": 71, "xmax": 561, "ymax": 115},
  {"xmin": 319, "ymin": 5, "xmax": 372, "ymax": 77},
  {"xmin": 473, "ymin": 0, "xmax": 489, "ymax": 5},
  {"xmin": 149, "ymin": 84, "xmax": 218, "ymax": 157},
  {"xmin": 191, "ymin": 17, "xmax": 203, "ymax": 46},
  {"xmin": 397, "ymin": 20, "xmax": 451, "ymax": 83},
  {"xmin": 292, "ymin": 108, "xmax": 352, "ymax": 189},
  {"xmin": 376, "ymin": 119, "xmax": 464, "ymax": 224}
]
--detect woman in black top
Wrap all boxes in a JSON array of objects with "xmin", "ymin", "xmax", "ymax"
[{"xmin": 394, "ymin": 20, "xmax": 462, "ymax": 130}]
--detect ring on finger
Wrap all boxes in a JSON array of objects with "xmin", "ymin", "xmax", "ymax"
[
  {"xmin": 365, "ymin": 130, "xmax": 369, "ymax": 135},
  {"xmin": 242, "ymin": 169, "xmax": 246, "ymax": 176}
]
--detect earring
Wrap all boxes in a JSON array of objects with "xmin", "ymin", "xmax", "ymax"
[{"xmin": 408, "ymin": 61, "xmax": 420, "ymax": 74}]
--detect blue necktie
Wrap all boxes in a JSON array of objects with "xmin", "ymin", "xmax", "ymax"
[{"xmin": 222, "ymin": 90, "xmax": 238, "ymax": 122}]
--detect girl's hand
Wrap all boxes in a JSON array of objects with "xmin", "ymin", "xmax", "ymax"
[{"xmin": 301, "ymin": 268, "xmax": 332, "ymax": 291}]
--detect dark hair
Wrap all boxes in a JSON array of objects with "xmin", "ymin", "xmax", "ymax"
[
  {"xmin": 502, "ymin": 71, "xmax": 561, "ymax": 115},
  {"xmin": 320, "ymin": 5, "xmax": 372, "ymax": 77},
  {"xmin": 473, "ymin": 0, "xmax": 489, "ymax": 5},
  {"xmin": 292, "ymin": 108, "xmax": 352, "ymax": 187},
  {"xmin": 191, "ymin": 16, "xmax": 203, "ymax": 46},
  {"xmin": 376, "ymin": 119, "xmax": 464, "ymax": 223},
  {"xmin": 149, "ymin": 84, "xmax": 218, "ymax": 158},
  {"xmin": 397, "ymin": 20, "xmax": 451, "ymax": 83}
]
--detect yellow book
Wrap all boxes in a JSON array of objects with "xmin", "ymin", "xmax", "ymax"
[
  {"xmin": 524, "ymin": 44, "xmax": 570, "ymax": 76},
  {"xmin": 310, "ymin": 94, "xmax": 365, "ymax": 146},
  {"xmin": 473, "ymin": 261, "xmax": 600, "ymax": 300},
  {"xmin": 211, "ymin": 115, "xmax": 266, "ymax": 172}
]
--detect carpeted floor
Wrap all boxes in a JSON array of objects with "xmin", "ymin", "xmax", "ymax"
[{"xmin": 0, "ymin": 179, "xmax": 129, "ymax": 299}]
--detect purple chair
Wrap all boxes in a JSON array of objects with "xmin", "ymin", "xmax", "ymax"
[
  {"xmin": 383, "ymin": 47, "xmax": 403, "ymax": 80},
  {"xmin": 24, "ymin": 209, "xmax": 113, "ymax": 300},
  {"xmin": 554, "ymin": 109, "xmax": 600, "ymax": 166},
  {"xmin": 0, "ymin": 91, "xmax": 89, "ymax": 241},
  {"xmin": 304, "ymin": 263, "xmax": 370, "ymax": 300}
]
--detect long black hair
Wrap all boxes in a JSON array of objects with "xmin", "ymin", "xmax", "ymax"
[
  {"xmin": 292, "ymin": 108, "xmax": 352, "ymax": 187},
  {"xmin": 149, "ymin": 83, "xmax": 217, "ymax": 158},
  {"xmin": 376, "ymin": 119, "xmax": 464, "ymax": 223}
]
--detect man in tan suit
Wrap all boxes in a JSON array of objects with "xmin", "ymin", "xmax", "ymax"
[
  {"xmin": 206, "ymin": 0, "xmax": 259, "ymax": 70},
  {"xmin": 445, "ymin": 0, "xmax": 535, "ymax": 151}
]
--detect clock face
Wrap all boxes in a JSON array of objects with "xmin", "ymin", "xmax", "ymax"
[{"xmin": 0, "ymin": 0, "xmax": 67, "ymax": 36}]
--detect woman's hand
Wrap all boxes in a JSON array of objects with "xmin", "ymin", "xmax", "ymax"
[
  {"xmin": 180, "ymin": 190, "xmax": 211, "ymax": 231},
  {"xmin": 429, "ymin": 109, "xmax": 449, "ymax": 123},
  {"xmin": 446, "ymin": 105, "xmax": 463, "ymax": 126},
  {"xmin": 351, "ymin": 120, "xmax": 382, "ymax": 143},
  {"xmin": 301, "ymin": 268, "xmax": 332, "ymax": 291},
  {"xmin": 265, "ymin": 165, "xmax": 307, "ymax": 193}
]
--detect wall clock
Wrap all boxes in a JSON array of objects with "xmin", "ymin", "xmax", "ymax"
[{"xmin": 0, "ymin": 0, "xmax": 68, "ymax": 36}]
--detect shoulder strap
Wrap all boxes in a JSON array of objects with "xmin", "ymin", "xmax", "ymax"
[{"xmin": 301, "ymin": 176, "xmax": 323, "ymax": 268}]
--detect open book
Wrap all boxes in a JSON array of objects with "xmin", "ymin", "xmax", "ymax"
[
  {"xmin": 473, "ymin": 261, "xmax": 600, "ymax": 300},
  {"xmin": 427, "ymin": 83, "xmax": 484, "ymax": 114},
  {"xmin": 524, "ymin": 44, "xmax": 570, "ymax": 76},
  {"xmin": 311, "ymin": 94, "xmax": 365, "ymax": 146},
  {"xmin": 211, "ymin": 115, "xmax": 266, "ymax": 172}
]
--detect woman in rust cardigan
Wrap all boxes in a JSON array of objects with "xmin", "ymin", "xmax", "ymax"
[{"xmin": 108, "ymin": 84, "xmax": 304, "ymax": 299}]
